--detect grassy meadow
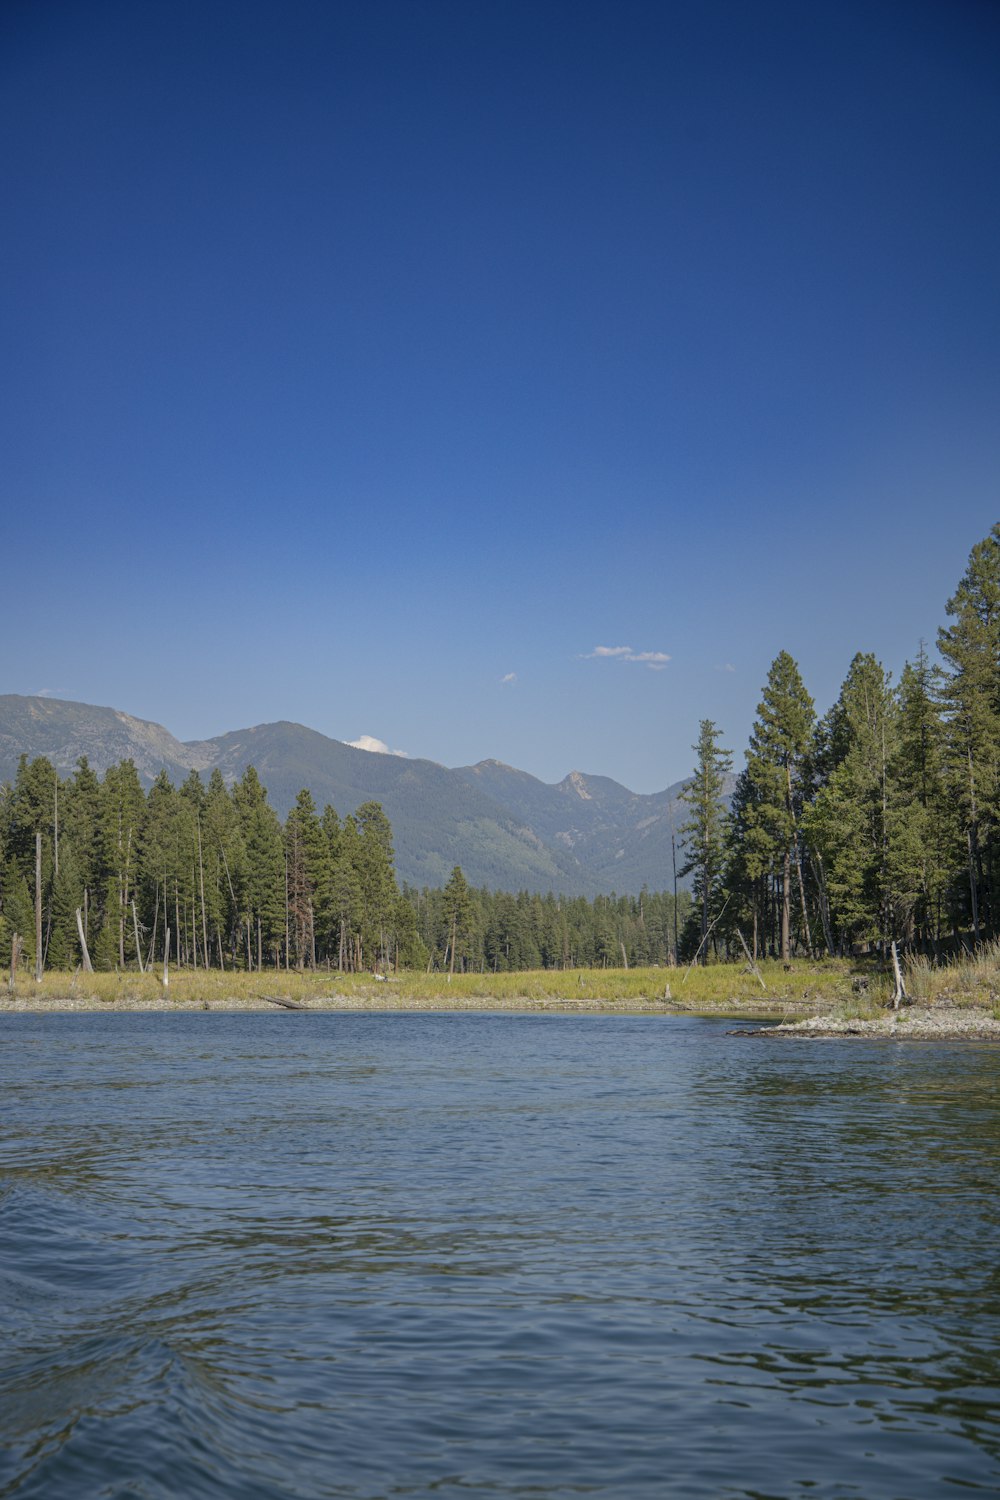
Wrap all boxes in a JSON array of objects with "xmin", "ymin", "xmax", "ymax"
[
  {"xmin": 4, "ymin": 948, "xmax": 999, "ymax": 1017},
  {"xmin": 3, "ymin": 958, "xmax": 867, "ymax": 1013}
]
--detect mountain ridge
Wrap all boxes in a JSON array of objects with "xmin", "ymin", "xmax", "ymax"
[{"xmin": 0, "ymin": 694, "xmax": 696, "ymax": 896}]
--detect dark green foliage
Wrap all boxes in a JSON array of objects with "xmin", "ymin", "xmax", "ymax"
[
  {"xmin": 0, "ymin": 859, "xmax": 35, "ymax": 969},
  {"xmin": 731, "ymin": 653, "xmax": 815, "ymax": 960},
  {"xmin": 679, "ymin": 721, "xmax": 732, "ymax": 962},
  {"xmin": 442, "ymin": 866, "xmax": 474, "ymax": 973},
  {"xmin": 937, "ymin": 524, "xmax": 1000, "ymax": 939},
  {"xmin": 403, "ymin": 882, "xmax": 691, "ymax": 973}
]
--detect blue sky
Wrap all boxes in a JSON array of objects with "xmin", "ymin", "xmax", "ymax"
[{"xmin": 3, "ymin": 0, "xmax": 998, "ymax": 791}]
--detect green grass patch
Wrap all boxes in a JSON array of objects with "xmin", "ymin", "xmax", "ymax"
[{"xmin": 6, "ymin": 959, "xmax": 862, "ymax": 1011}]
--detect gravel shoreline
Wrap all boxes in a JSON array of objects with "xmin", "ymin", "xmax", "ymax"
[
  {"xmin": 2, "ymin": 995, "xmax": 997, "ymax": 1036},
  {"xmin": 751, "ymin": 1007, "xmax": 1000, "ymax": 1040},
  {"xmin": 0, "ymin": 994, "xmax": 693, "ymax": 1015}
]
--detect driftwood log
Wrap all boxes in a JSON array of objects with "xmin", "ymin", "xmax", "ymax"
[{"xmin": 262, "ymin": 995, "xmax": 308, "ymax": 1011}]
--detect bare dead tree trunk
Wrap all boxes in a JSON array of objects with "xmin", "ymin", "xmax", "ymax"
[
  {"xmin": 670, "ymin": 823, "xmax": 679, "ymax": 966},
  {"xmin": 191, "ymin": 866, "xmax": 199, "ymax": 970},
  {"xmin": 736, "ymin": 927, "xmax": 766, "ymax": 989},
  {"xmin": 781, "ymin": 850, "xmax": 791, "ymax": 961},
  {"xmin": 890, "ymin": 940, "xmax": 907, "ymax": 1010},
  {"xmin": 147, "ymin": 886, "xmax": 159, "ymax": 972},
  {"xmin": 131, "ymin": 901, "xmax": 145, "ymax": 974},
  {"xmin": 10, "ymin": 934, "xmax": 22, "ymax": 991},
  {"xmin": 35, "ymin": 832, "xmax": 43, "ymax": 982},
  {"xmin": 163, "ymin": 927, "xmax": 170, "ymax": 988},
  {"xmin": 76, "ymin": 909, "xmax": 94, "ymax": 972},
  {"xmin": 53, "ymin": 780, "xmax": 59, "ymax": 878},
  {"xmin": 120, "ymin": 826, "xmax": 133, "ymax": 969},
  {"xmin": 810, "ymin": 853, "xmax": 835, "ymax": 957},
  {"xmin": 968, "ymin": 828, "xmax": 981, "ymax": 947},
  {"xmin": 197, "ymin": 816, "xmax": 209, "ymax": 970}
]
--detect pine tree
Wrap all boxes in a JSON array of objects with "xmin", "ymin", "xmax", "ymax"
[
  {"xmin": 937, "ymin": 524, "xmax": 1000, "ymax": 941},
  {"xmin": 203, "ymin": 768, "xmax": 244, "ymax": 967},
  {"xmin": 803, "ymin": 654, "xmax": 921, "ymax": 953},
  {"xmin": 897, "ymin": 644, "xmax": 953, "ymax": 950},
  {"xmin": 63, "ymin": 757, "xmax": 103, "ymax": 947},
  {"xmin": 679, "ymin": 721, "xmax": 732, "ymax": 962},
  {"xmin": 47, "ymin": 845, "xmax": 85, "ymax": 970},
  {"xmin": 442, "ymin": 865, "xmax": 474, "ymax": 974},
  {"xmin": 284, "ymin": 789, "xmax": 328, "ymax": 968},
  {"xmin": 0, "ymin": 859, "xmax": 35, "ymax": 970},
  {"xmin": 99, "ymin": 761, "xmax": 146, "ymax": 968},
  {"xmin": 354, "ymin": 802, "xmax": 398, "ymax": 971},
  {"xmin": 741, "ymin": 652, "xmax": 815, "ymax": 958},
  {"xmin": 233, "ymin": 767, "xmax": 285, "ymax": 968}
]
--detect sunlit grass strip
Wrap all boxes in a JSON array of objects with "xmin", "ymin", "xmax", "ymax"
[{"xmin": 5, "ymin": 960, "xmax": 858, "ymax": 1010}]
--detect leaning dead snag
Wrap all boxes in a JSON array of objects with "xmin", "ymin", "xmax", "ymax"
[
  {"xmin": 890, "ymin": 941, "xmax": 907, "ymax": 1010},
  {"xmin": 76, "ymin": 909, "xmax": 94, "ymax": 972}
]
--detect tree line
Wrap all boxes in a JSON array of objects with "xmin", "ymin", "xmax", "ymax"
[
  {"xmin": 679, "ymin": 524, "xmax": 1000, "ymax": 963},
  {"xmin": 410, "ymin": 872, "xmax": 688, "ymax": 973},
  {"xmin": 0, "ymin": 758, "xmax": 690, "ymax": 976},
  {"xmin": 4, "ymin": 523, "xmax": 998, "ymax": 976}
]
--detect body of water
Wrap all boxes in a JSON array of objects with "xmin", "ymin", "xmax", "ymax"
[{"xmin": 1, "ymin": 1011, "xmax": 999, "ymax": 1498}]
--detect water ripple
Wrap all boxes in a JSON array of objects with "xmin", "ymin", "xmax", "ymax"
[{"xmin": 1, "ymin": 1013, "xmax": 999, "ymax": 1497}]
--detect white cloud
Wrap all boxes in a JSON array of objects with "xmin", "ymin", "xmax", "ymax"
[
  {"xmin": 582, "ymin": 646, "xmax": 671, "ymax": 671},
  {"xmin": 347, "ymin": 735, "xmax": 408, "ymax": 757},
  {"xmin": 35, "ymin": 687, "xmax": 68, "ymax": 698},
  {"xmin": 500, "ymin": 672, "xmax": 517, "ymax": 685},
  {"xmin": 714, "ymin": 662, "xmax": 736, "ymax": 673}
]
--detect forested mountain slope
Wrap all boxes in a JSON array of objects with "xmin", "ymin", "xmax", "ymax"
[{"xmin": 0, "ymin": 695, "xmax": 685, "ymax": 895}]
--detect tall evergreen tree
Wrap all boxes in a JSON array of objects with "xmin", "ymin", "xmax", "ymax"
[
  {"xmin": 233, "ymin": 767, "xmax": 285, "ymax": 968},
  {"xmin": 98, "ymin": 760, "xmax": 146, "ymax": 968},
  {"xmin": 442, "ymin": 865, "xmax": 474, "ymax": 975},
  {"xmin": 803, "ymin": 654, "xmax": 921, "ymax": 953},
  {"xmin": 897, "ymin": 644, "xmax": 953, "ymax": 950},
  {"xmin": 746, "ymin": 657, "xmax": 815, "ymax": 960},
  {"xmin": 679, "ymin": 721, "xmax": 732, "ymax": 962},
  {"xmin": 937, "ymin": 524, "xmax": 1000, "ymax": 941}
]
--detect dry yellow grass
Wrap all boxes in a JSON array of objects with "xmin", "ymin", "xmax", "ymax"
[{"xmin": 2, "ymin": 959, "xmax": 860, "ymax": 1013}]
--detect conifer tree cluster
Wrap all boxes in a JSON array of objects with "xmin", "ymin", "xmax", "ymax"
[
  {"xmin": 0, "ymin": 763, "xmax": 689, "ymax": 975},
  {"xmin": 681, "ymin": 525, "xmax": 1000, "ymax": 962},
  {"xmin": 0, "ymin": 763, "xmax": 427, "ymax": 976},
  {"xmin": 408, "ymin": 876, "xmax": 687, "ymax": 973}
]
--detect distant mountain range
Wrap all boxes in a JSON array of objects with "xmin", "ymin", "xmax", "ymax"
[{"xmin": 0, "ymin": 694, "xmax": 699, "ymax": 896}]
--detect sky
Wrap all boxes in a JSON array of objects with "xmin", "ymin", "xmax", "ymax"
[{"xmin": 2, "ymin": 0, "xmax": 998, "ymax": 792}]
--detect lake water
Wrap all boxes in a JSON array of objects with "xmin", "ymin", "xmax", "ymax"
[{"xmin": 1, "ymin": 1012, "xmax": 999, "ymax": 1499}]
